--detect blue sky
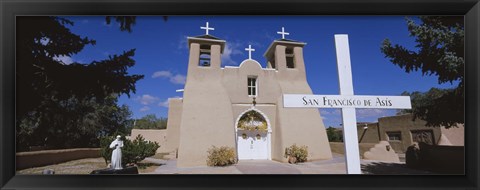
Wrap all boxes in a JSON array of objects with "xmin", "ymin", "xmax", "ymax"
[{"xmin": 62, "ymin": 16, "xmax": 457, "ymax": 128}]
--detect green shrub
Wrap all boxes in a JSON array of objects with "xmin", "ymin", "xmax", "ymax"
[
  {"xmin": 100, "ymin": 135, "xmax": 116, "ymax": 166},
  {"xmin": 284, "ymin": 144, "xmax": 308, "ymax": 164},
  {"xmin": 100, "ymin": 135, "xmax": 160, "ymax": 167},
  {"xmin": 206, "ymin": 146, "xmax": 237, "ymax": 167}
]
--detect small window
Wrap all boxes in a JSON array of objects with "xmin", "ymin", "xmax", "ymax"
[
  {"xmin": 199, "ymin": 45, "xmax": 211, "ymax": 67},
  {"xmin": 286, "ymin": 47, "xmax": 295, "ymax": 68},
  {"xmin": 387, "ymin": 132, "xmax": 402, "ymax": 141},
  {"xmin": 247, "ymin": 77, "xmax": 257, "ymax": 97}
]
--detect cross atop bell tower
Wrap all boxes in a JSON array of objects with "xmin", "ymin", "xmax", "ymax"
[
  {"xmin": 277, "ymin": 27, "xmax": 290, "ymax": 39},
  {"xmin": 200, "ymin": 22, "xmax": 215, "ymax": 35},
  {"xmin": 187, "ymin": 22, "xmax": 225, "ymax": 70}
]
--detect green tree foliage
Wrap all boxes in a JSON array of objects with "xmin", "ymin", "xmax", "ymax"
[
  {"xmin": 105, "ymin": 16, "xmax": 137, "ymax": 33},
  {"xmin": 326, "ymin": 127, "xmax": 343, "ymax": 142},
  {"xmin": 16, "ymin": 16, "xmax": 143, "ymax": 151},
  {"xmin": 17, "ymin": 95, "xmax": 134, "ymax": 151},
  {"xmin": 381, "ymin": 16, "xmax": 464, "ymax": 128},
  {"xmin": 134, "ymin": 114, "xmax": 168, "ymax": 129},
  {"xmin": 100, "ymin": 135, "xmax": 160, "ymax": 167}
]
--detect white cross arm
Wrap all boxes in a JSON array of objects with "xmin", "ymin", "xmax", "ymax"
[{"xmin": 283, "ymin": 94, "xmax": 411, "ymax": 109}]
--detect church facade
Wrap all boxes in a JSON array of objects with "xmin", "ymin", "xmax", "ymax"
[{"xmin": 165, "ymin": 25, "xmax": 332, "ymax": 167}]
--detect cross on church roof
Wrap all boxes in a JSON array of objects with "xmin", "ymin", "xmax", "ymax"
[
  {"xmin": 200, "ymin": 22, "xmax": 215, "ymax": 35},
  {"xmin": 277, "ymin": 27, "xmax": 290, "ymax": 39},
  {"xmin": 245, "ymin": 45, "xmax": 255, "ymax": 60}
]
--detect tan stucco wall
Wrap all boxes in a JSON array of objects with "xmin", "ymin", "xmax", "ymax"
[
  {"xmin": 165, "ymin": 98, "xmax": 183, "ymax": 153},
  {"xmin": 172, "ymin": 38, "xmax": 332, "ymax": 167},
  {"xmin": 357, "ymin": 123, "xmax": 382, "ymax": 143},
  {"xmin": 329, "ymin": 142, "xmax": 376, "ymax": 159},
  {"xmin": 356, "ymin": 114, "xmax": 464, "ymax": 153},
  {"xmin": 363, "ymin": 141, "xmax": 400, "ymax": 162},
  {"xmin": 131, "ymin": 129, "xmax": 167, "ymax": 153},
  {"xmin": 272, "ymin": 44, "xmax": 332, "ymax": 162},
  {"xmin": 177, "ymin": 42, "xmax": 235, "ymax": 167},
  {"xmin": 16, "ymin": 148, "xmax": 101, "ymax": 170},
  {"xmin": 439, "ymin": 124, "xmax": 464, "ymax": 146}
]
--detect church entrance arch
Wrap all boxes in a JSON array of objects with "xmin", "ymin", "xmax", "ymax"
[{"xmin": 235, "ymin": 109, "xmax": 271, "ymax": 160}]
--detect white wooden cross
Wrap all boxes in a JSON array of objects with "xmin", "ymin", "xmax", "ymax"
[
  {"xmin": 200, "ymin": 22, "xmax": 214, "ymax": 35},
  {"xmin": 245, "ymin": 45, "xmax": 255, "ymax": 60},
  {"xmin": 283, "ymin": 34, "xmax": 412, "ymax": 174},
  {"xmin": 277, "ymin": 27, "xmax": 290, "ymax": 39}
]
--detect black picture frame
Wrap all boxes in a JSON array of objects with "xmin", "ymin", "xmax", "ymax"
[{"xmin": 1, "ymin": 0, "xmax": 478, "ymax": 189}]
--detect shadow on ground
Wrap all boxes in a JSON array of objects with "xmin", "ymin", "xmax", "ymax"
[
  {"xmin": 137, "ymin": 162, "xmax": 164, "ymax": 169},
  {"xmin": 361, "ymin": 162, "xmax": 434, "ymax": 175}
]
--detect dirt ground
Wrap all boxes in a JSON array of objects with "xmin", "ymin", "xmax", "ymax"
[{"xmin": 16, "ymin": 155, "xmax": 163, "ymax": 175}]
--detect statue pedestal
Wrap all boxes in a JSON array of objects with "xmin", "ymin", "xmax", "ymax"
[{"xmin": 90, "ymin": 166, "xmax": 138, "ymax": 174}]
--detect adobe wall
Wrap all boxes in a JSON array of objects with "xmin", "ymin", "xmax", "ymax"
[
  {"xmin": 329, "ymin": 142, "xmax": 376, "ymax": 159},
  {"xmin": 273, "ymin": 45, "xmax": 332, "ymax": 162},
  {"xmin": 130, "ymin": 129, "xmax": 167, "ymax": 153},
  {"xmin": 357, "ymin": 123, "xmax": 382, "ymax": 143},
  {"xmin": 222, "ymin": 59, "xmax": 280, "ymax": 104},
  {"xmin": 175, "ymin": 38, "xmax": 332, "ymax": 166},
  {"xmin": 439, "ymin": 125, "xmax": 464, "ymax": 146},
  {"xmin": 165, "ymin": 98, "xmax": 183, "ymax": 153},
  {"xmin": 177, "ymin": 43, "xmax": 235, "ymax": 167},
  {"xmin": 363, "ymin": 141, "xmax": 400, "ymax": 162},
  {"xmin": 16, "ymin": 148, "xmax": 101, "ymax": 170},
  {"xmin": 356, "ymin": 114, "xmax": 464, "ymax": 153}
]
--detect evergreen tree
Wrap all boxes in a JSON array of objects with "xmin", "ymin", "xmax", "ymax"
[
  {"xmin": 16, "ymin": 16, "xmax": 142, "ymax": 151},
  {"xmin": 381, "ymin": 16, "xmax": 464, "ymax": 128}
]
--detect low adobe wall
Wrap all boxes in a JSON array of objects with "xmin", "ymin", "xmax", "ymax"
[
  {"xmin": 16, "ymin": 148, "xmax": 101, "ymax": 170},
  {"xmin": 329, "ymin": 142, "xmax": 376, "ymax": 158},
  {"xmin": 130, "ymin": 129, "xmax": 167, "ymax": 153}
]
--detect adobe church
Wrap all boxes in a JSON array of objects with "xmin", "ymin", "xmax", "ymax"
[{"xmin": 164, "ymin": 23, "xmax": 332, "ymax": 167}]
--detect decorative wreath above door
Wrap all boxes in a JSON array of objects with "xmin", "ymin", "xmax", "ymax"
[{"xmin": 237, "ymin": 110, "xmax": 268, "ymax": 131}]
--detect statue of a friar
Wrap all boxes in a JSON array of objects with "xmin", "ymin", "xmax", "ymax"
[{"xmin": 109, "ymin": 135, "xmax": 124, "ymax": 170}]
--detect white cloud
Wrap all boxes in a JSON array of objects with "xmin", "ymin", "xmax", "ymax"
[
  {"xmin": 221, "ymin": 42, "xmax": 243, "ymax": 66},
  {"xmin": 264, "ymin": 30, "xmax": 276, "ymax": 41},
  {"xmin": 139, "ymin": 106, "xmax": 150, "ymax": 112},
  {"xmin": 152, "ymin": 71, "xmax": 172, "ymax": 78},
  {"xmin": 135, "ymin": 94, "xmax": 159, "ymax": 105},
  {"xmin": 178, "ymin": 36, "xmax": 188, "ymax": 50},
  {"xmin": 53, "ymin": 55, "xmax": 74, "ymax": 65},
  {"xmin": 170, "ymin": 74, "xmax": 186, "ymax": 84},
  {"xmin": 152, "ymin": 70, "xmax": 186, "ymax": 85}
]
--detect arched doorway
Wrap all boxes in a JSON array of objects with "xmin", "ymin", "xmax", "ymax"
[{"xmin": 235, "ymin": 109, "xmax": 271, "ymax": 160}]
